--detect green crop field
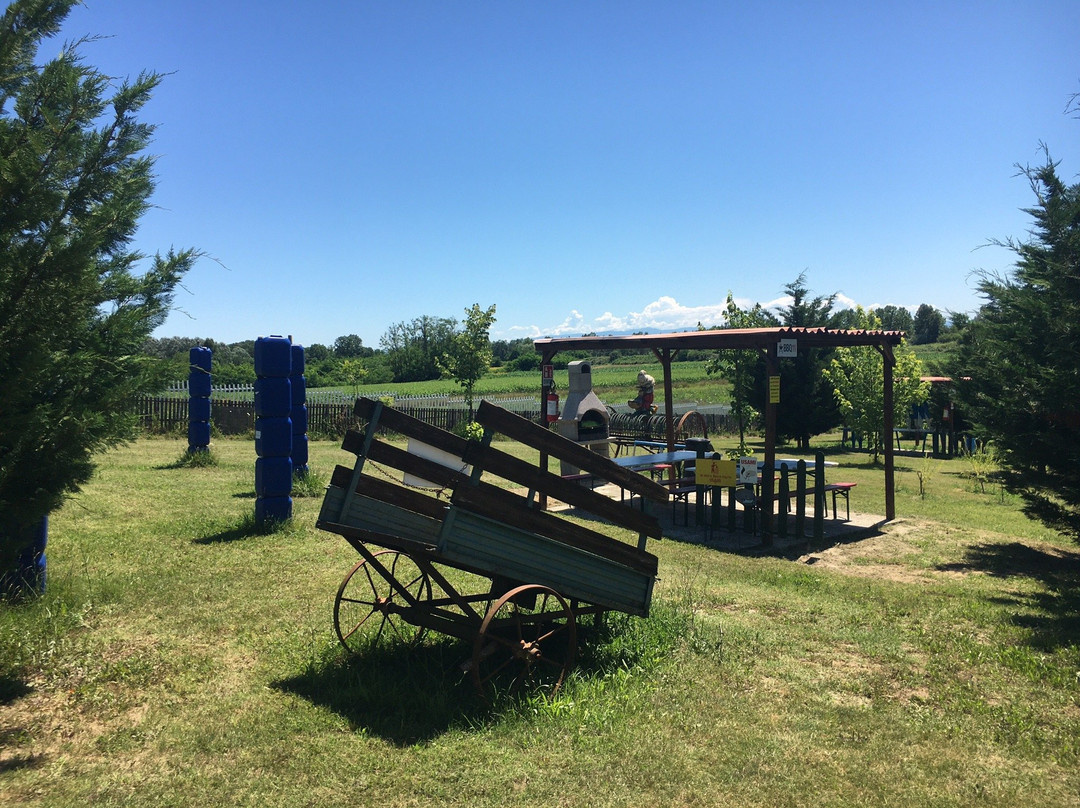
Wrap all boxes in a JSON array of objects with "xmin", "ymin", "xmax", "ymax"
[
  {"xmin": 342, "ymin": 361, "xmax": 732, "ymax": 406},
  {"xmin": 3, "ymin": 436, "xmax": 1079, "ymax": 806}
]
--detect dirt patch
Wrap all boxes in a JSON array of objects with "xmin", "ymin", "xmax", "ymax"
[{"xmin": 795, "ymin": 518, "xmax": 968, "ymax": 584}]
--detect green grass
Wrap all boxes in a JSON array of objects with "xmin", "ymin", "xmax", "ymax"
[
  {"xmin": 2, "ymin": 437, "xmax": 1080, "ymax": 806},
  {"xmin": 340, "ymin": 360, "xmax": 733, "ymax": 406}
]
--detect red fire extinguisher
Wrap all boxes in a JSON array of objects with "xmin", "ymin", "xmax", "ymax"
[{"xmin": 546, "ymin": 391, "xmax": 559, "ymax": 423}]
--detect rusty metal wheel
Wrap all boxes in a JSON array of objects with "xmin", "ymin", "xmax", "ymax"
[
  {"xmin": 471, "ymin": 584, "xmax": 577, "ymax": 699},
  {"xmin": 333, "ymin": 550, "xmax": 431, "ymax": 653}
]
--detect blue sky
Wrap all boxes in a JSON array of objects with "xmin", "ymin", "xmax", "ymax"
[{"xmin": 61, "ymin": 0, "xmax": 1080, "ymax": 348}]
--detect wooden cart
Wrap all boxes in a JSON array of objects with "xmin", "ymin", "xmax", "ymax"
[{"xmin": 315, "ymin": 397, "xmax": 670, "ymax": 697}]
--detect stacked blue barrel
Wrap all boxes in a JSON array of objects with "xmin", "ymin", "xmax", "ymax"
[
  {"xmin": 290, "ymin": 342, "xmax": 308, "ymax": 476},
  {"xmin": 0, "ymin": 516, "xmax": 48, "ymax": 598},
  {"xmin": 254, "ymin": 335, "xmax": 293, "ymax": 523},
  {"xmin": 188, "ymin": 346, "xmax": 212, "ymax": 452}
]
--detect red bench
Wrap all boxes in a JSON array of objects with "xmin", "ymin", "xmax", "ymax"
[{"xmin": 823, "ymin": 482, "xmax": 856, "ymax": 521}]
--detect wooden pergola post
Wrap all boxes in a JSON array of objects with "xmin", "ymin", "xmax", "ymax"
[
  {"xmin": 761, "ymin": 345, "xmax": 778, "ymax": 543},
  {"xmin": 881, "ymin": 344, "xmax": 896, "ymax": 521}
]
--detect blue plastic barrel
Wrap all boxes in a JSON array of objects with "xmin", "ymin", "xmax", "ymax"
[
  {"xmin": 255, "ymin": 416, "xmax": 292, "ymax": 457},
  {"xmin": 256, "ymin": 456, "xmax": 293, "ymax": 497},
  {"xmin": 254, "ymin": 376, "xmax": 292, "ymax": 418},
  {"xmin": 255, "ymin": 496, "xmax": 292, "ymax": 524},
  {"xmin": 188, "ymin": 420, "xmax": 211, "ymax": 447},
  {"xmin": 188, "ymin": 369, "xmax": 212, "ymax": 398},
  {"xmin": 290, "ymin": 343, "xmax": 305, "ymax": 376},
  {"xmin": 290, "ymin": 374, "xmax": 306, "ymax": 407},
  {"xmin": 1, "ymin": 516, "xmax": 47, "ymax": 596},
  {"xmin": 291, "ymin": 434, "xmax": 309, "ymax": 469},
  {"xmin": 189, "ymin": 346, "xmax": 212, "ymax": 372},
  {"xmin": 254, "ymin": 335, "xmax": 292, "ymax": 378},
  {"xmin": 189, "ymin": 397, "xmax": 211, "ymax": 423},
  {"xmin": 290, "ymin": 404, "xmax": 308, "ymax": 436}
]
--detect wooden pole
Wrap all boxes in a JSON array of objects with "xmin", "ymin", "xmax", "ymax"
[
  {"xmin": 761, "ymin": 345, "xmax": 778, "ymax": 544},
  {"xmin": 882, "ymin": 345, "xmax": 896, "ymax": 521}
]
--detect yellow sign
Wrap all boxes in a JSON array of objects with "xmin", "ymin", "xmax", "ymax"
[
  {"xmin": 769, "ymin": 375, "xmax": 780, "ymax": 404},
  {"xmin": 696, "ymin": 458, "xmax": 737, "ymax": 487}
]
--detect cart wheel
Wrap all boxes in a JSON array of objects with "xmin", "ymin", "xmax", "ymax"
[
  {"xmin": 471, "ymin": 584, "xmax": 577, "ymax": 699},
  {"xmin": 334, "ymin": 551, "xmax": 431, "ymax": 653}
]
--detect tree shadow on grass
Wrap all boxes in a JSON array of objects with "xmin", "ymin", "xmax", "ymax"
[
  {"xmin": 937, "ymin": 541, "xmax": 1080, "ymax": 650},
  {"xmin": 0, "ymin": 679, "xmax": 46, "ymax": 774}
]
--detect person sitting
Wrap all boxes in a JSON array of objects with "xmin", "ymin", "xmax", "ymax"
[{"xmin": 627, "ymin": 370, "xmax": 656, "ymax": 416}]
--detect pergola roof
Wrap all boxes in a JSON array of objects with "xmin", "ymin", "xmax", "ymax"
[
  {"xmin": 535, "ymin": 326, "xmax": 905, "ymax": 355},
  {"xmin": 535, "ymin": 327, "xmax": 903, "ymax": 539}
]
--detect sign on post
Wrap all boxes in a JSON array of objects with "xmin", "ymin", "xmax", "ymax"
[
  {"xmin": 696, "ymin": 458, "xmax": 736, "ymax": 487},
  {"xmin": 777, "ymin": 338, "xmax": 797, "ymax": 358},
  {"xmin": 737, "ymin": 456, "xmax": 759, "ymax": 485}
]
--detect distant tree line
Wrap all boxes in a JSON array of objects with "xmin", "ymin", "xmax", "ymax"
[{"xmin": 143, "ymin": 296, "xmax": 960, "ymax": 392}]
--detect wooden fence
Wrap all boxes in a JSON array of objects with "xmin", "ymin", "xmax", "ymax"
[
  {"xmin": 136, "ymin": 394, "xmax": 740, "ymax": 440},
  {"xmin": 134, "ymin": 395, "xmax": 539, "ymax": 437}
]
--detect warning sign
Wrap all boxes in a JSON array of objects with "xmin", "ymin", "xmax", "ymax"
[{"xmin": 696, "ymin": 458, "xmax": 736, "ymax": 487}]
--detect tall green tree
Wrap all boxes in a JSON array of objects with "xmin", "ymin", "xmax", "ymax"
[
  {"xmin": 1, "ymin": 0, "xmax": 198, "ymax": 587},
  {"xmin": 760, "ymin": 273, "xmax": 843, "ymax": 449},
  {"xmin": 953, "ymin": 132, "xmax": 1080, "ymax": 536},
  {"xmin": 872, "ymin": 304, "xmax": 915, "ymax": 334},
  {"xmin": 440, "ymin": 303, "xmax": 497, "ymax": 418},
  {"xmin": 912, "ymin": 303, "xmax": 945, "ymax": 344},
  {"xmin": 705, "ymin": 292, "xmax": 777, "ymax": 455},
  {"xmin": 823, "ymin": 307, "xmax": 929, "ymax": 462},
  {"xmin": 379, "ymin": 315, "xmax": 457, "ymax": 382}
]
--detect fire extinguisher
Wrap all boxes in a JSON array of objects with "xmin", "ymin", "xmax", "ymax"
[{"xmin": 546, "ymin": 391, "xmax": 559, "ymax": 423}]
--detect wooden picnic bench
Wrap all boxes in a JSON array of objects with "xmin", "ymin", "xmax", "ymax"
[{"xmin": 316, "ymin": 397, "xmax": 671, "ymax": 697}]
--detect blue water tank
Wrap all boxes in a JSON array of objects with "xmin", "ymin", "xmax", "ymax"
[
  {"xmin": 255, "ymin": 416, "xmax": 292, "ymax": 457},
  {"xmin": 188, "ymin": 369, "xmax": 212, "ymax": 398},
  {"xmin": 256, "ymin": 456, "xmax": 293, "ymax": 497},
  {"xmin": 291, "ymin": 434, "xmax": 309, "ymax": 469},
  {"xmin": 189, "ymin": 346, "xmax": 212, "ymax": 372},
  {"xmin": 254, "ymin": 376, "xmax": 291, "ymax": 417},
  {"xmin": 290, "ymin": 404, "xmax": 308, "ymax": 435},
  {"xmin": 189, "ymin": 397, "xmax": 211, "ymax": 423},
  {"xmin": 290, "ymin": 374, "xmax": 306, "ymax": 407},
  {"xmin": 291, "ymin": 343, "xmax": 306, "ymax": 376},
  {"xmin": 254, "ymin": 335, "xmax": 292, "ymax": 377},
  {"xmin": 255, "ymin": 496, "xmax": 292, "ymax": 524},
  {"xmin": 1, "ymin": 516, "xmax": 47, "ymax": 596},
  {"xmin": 188, "ymin": 420, "xmax": 211, "ymax": 447}
]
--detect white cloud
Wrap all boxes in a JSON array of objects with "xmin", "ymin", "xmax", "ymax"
[{"xmin": 496, "ymin": 293, "xmax": 926, "ymax": 341}]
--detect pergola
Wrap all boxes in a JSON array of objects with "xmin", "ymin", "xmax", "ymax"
[{"xmin": 535, "ymin": 327, "xmax": 905, "ymax": 538}]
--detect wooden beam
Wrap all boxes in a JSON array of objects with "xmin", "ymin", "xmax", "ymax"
[
  {"xmin": 761, "ymin": 345, "xmax": 778, "ymax": 543},
  {"xmin": 883, "ymin": 346, "xmax": 896, "ymax": 521}
]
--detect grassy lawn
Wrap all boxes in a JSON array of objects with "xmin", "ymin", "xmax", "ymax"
[{"xmin": 2, "ymin": 436, "xmax": 1079, "ymax": 806}]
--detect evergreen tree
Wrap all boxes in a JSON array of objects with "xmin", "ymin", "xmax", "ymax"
[
  {"xmin": 705, "ymin": 292, "xmax": 777, "ymax": 455},
  {"xmin": 760, "ymin": 273, "xmax": 843, "ymax": 449},
  {"xmin": 953, "ymin": 133, "xmax": 1080, "ymax": 535},
  {"xmin": 1, "ymin": 0, "xmax": 198, "ymax": 587},
  {"xmin": 912, "ymin": 303, "xmax": 945, "ymax": 344}
]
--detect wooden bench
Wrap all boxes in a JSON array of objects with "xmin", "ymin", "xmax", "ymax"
[{"xmin": 823, "ymin": 482, "xmax": 857, "ymax": 521}]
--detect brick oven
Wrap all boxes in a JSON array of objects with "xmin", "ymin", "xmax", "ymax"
[{"xmin": 555, "ymin": 360, "xmax": 610, "ymax": 475}]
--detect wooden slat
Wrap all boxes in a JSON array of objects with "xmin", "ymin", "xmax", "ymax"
[
  {"xmin": 450, "ymin": 485, "xmax": 658, "ymax": 575},
  {"xmin": 353, "ymin": 397, "xmax": 471, "ymax": 458},
  {"xmin": 475, "ymin": 400, "xmax": 669, "ymax": 502},
  {"xmin": 462, "ymin": 440, "xmax": 662, "ymax": 539},
  {"xmin": 329, "ymin": 465, "xmax": 449, "ymax": 520}
]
